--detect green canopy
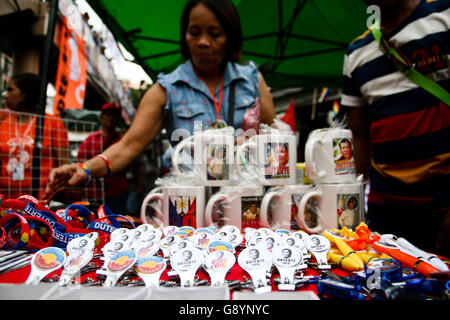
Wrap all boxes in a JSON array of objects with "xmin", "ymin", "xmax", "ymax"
[{"xmin": 87, "ymin": 0, "xmax": 369, "ymax": 90}]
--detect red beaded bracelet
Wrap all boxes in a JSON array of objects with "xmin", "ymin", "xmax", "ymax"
[{"xmin": 95, "ymin": 154, "xmax": 112, "ymax": 177}]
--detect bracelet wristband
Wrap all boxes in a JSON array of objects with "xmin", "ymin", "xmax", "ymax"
[
  {"xmin": 0, "ymin": 226, "xmax": 7, "ymax": 249},
  {"xmin": 77, "ymin": 163, "xmax": 92, "ymax": 186},
  {"xmin": 95, "ymin": 154, "xmax": 112, "ymax": 177}
]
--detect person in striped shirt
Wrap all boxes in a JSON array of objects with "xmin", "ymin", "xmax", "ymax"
[{"xmin": 341, "ymin": 0, "xmax": 449, "ymax": 256}]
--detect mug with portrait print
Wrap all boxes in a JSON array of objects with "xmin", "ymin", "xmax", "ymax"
[
  {"xmin": 140, "ymin": 185, "xmax": 206, "ymax": 229},
  {"xmin": 297, "ymin": 182, "xmax": 364, "ymax": 234},
  {"xmin": 171, "ymin": 127, "xmax": 235, "ymax": 187},
  {"xmin": 235, "ymin": 131, "xmax": 297, "ymax": 186},
  {"xmin": 259, "ymin": 184, "xmax": 313, "ymax": 231},
  {"xmin": 204, "ymin": 185, "xmax": 265, "ymax": 231},
  {"xmin": 305, "ymin": 128, "xmax": 356, "ymax": 184}
]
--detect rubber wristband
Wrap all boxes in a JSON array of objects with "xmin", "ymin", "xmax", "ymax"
[
  {"xmin": 95, "ymin": 154, "xmax": 112, "ymax": 177},
  {"xmin": 77, "ymin": 163, "xmax": 92, "ymax": 186},
  {"xmin": 0, "ymin": 226, "xmax": 7, "ymax": 249},
  {"xmin": 0, "ymin": 212, "xmax": 30, "ymax": 250}
]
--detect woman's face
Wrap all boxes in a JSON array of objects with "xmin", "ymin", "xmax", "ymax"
[
  {"xmin": 5, "ymin": 80, "xmax": 25, "ymax": 110},
  {"xmin": 186, "ymin": 3, "xmax": 227, "ymax": 75},
  {"xmin": 275, "ymin": 144, "xmax": 289, "ymax": 166}
]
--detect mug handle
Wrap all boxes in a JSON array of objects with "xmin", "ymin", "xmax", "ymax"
[
  {"xmin": 140, "ymin": 191, "xmax": 165, "ymax": 225},
  {"xmin": 235, "ymin": 141, "xmax": 257, "ymax": 179},
  {"xmin": 297, "ymin": 190, "xmax": 324, "ymax": 234},
  {"xmin": 172, "ymin": 136, "xmax": 195, "ymax": 175},
  {"xmin": 204, "ymin": 193, "xmax": 228, "ymax": 227},
  {"xmin": 259, "ymin": 190, "xmax": 281, "ymax": 228},
  {"xmin": 304, "ymin": 139, "xmax": 326, "ymax": 180}
]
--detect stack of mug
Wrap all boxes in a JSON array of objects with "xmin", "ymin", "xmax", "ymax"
[
  {"xmin": 139, "ymin": 126, "xmax": 364, "ymax": 235},
  {"xmin": 140, "ymin": 126, "xmax": 306, "ymax": 232},
  {"xmin": 299, "ymin": 127, "xmax": 365, "ymax": 234}
]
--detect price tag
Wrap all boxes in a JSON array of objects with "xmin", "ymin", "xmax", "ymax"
[
  {"xmin": 104, "ymin": 249, "xmax": 137, "ymax": 287},
  {"xmin": 135, "ymin": 256, "xmax": 166, "ymax": 288},
  {"xmin": 25, "ymin": 247, "xmax": 66, "ymax": 286}
]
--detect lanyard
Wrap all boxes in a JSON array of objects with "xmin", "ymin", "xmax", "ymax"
[
  {"xmin": 198, "ymin": 75, "xmax": 224, "ymax": 121},
  {"xmin": 371, "ymin": 20, "xmax": 450, "ymax": 106}
]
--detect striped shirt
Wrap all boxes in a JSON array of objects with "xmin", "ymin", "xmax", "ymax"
[{"xmin": 341, "ymin": 0, "xmax": 450, "ymax": 210}]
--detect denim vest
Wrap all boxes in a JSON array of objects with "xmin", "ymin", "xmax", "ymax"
[{"xmin": 158, "ymin": 60, "xmax": 260, "ymax": 145}]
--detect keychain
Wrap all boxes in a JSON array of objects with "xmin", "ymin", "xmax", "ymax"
[
  {"xmin": 135, "ymin": 256, "xmax": 167, "ymax": 288},
  {"xmin": 238, "ymin": 246, "xmax": 272, "ymax": 293},
  {"xmin": 104, "ymin": 249, "xmax": 137, "ymax": 287},
  {"xmin": 204, "ymin": 250, "xmax": 235, "ymax": 286},
  {"xmin": 25, "ymin": 247, "xmax": 66, "ymax": 286}
]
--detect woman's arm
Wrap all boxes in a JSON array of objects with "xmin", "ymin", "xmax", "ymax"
[
  {"xmin": 89, "ymin": 83, "xmax": 167, "ymax": 176},
  {"xmin": 45, "ymin": 83, "xmax": 167, "ymax": 194},
  {"xmin": 258, "ymin": 72, "xmax": 275, "ymax": 125}
]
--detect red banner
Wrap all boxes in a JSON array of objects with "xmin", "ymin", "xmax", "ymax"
[{"xmin": 53, "ymin": 17, "xmax": 87, "ymax": 114}]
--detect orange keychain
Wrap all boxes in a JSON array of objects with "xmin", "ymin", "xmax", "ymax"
[{"xmin": 371, "ymin": 240, "xmax": 439, "ymax": 277}]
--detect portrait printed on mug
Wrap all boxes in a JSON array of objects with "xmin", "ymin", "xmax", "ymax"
[
  {"xmin": 333, "ymin": 138, "xmax": 355, "ymax": 176},
  {"xmin": 337, "ymin": 194, "xmax": 360, "ymax": 230},
  {"xmin": 206, "ymin": 144, "xmax": 230, "ymax": 181},
  {"xmin": 241, "ymin": 196, "xmax": 263, "ymax": 229},
  {"xmin": 264, "ymin": 142, "xmax": 291, "ymax": 179}
]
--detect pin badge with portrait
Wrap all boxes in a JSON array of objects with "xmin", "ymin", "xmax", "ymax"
[
  {"xmin": 163, "ymin": 225, "xmax": 179, "ymax": 237},
  {"xmin": 59, "ymin": 249, "xmax": 94, "ymax": 286},
  {"xmin": 306, "ymin": 235, "xmax": 331, "ymax": 270},
  {"xmin": 160, "ymin": 234, "xmax": 182, "ymax": 258},
  {"xmin": 135, "ymin": 256, "xmax": 167, "ymax": 288},
  {"xmin": 204, "ymin": 250, "xmax": 236, "ymax": 286},
  {"xmin": 284, "ymin": 236, "xmax": 307, "ymax": 270},
  {"xmin": 25, "ymin": 247, "xmax": 66, "ymax": 286},
  {"xmin": 272, "ymin": 245, "xmax": 302, "ymax": 291},
  {"xmin": 227, "ymin": 233, "xmax": 244, "ymax": 249},
  {"xmin": 67, "ymin": 236, "xmax": 95, "ymax": 256},
  {"xmin": 59, "ymin": 237, "xmax": 95, "ymax": 286},
  {"xmin": 110, "ymin": 228, "xmax": 130, "ymax": 241},
  {"xmin": 104, "ymin": 249, "xmax": 137, "ymax": 287},
  {"xmin": 190, "ymin": 232, "xmax": 212, "ymax": 252},
  {"xmin": 169, "ymin": 239, "xmax": 197, "ymax": 258},
  {"xmin": 291, "ymin": 230, "xmax": 311, "ymax": 259},
  {"xmin": 140, "ymin": 228, "xmax": 163, "ymax": 243},
  {"xmin": 220, "ymin": 225, "xmax": 240, "ymax": 235},
  {"xmin": 98, "ymin": 240, "xmax": 131, "ymax": 276},
  {"xmin": 136, "ymin": 223, "xmax": 155, "ymax": 233},
  {"xmin": 238, "ymin": 247, "xmax": 272, "ymax": 293},
  {"xmin": 135, "ymin": 238, "xmax": 160, "ymax": 258},
  {"xmin": 170, "ymin": 247, "xmax": 204, "ymax": 287}
]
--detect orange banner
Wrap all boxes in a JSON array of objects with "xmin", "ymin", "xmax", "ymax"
[{"xmin": 53, "ymin": 17, "xmax": 87, "ymax": 114}]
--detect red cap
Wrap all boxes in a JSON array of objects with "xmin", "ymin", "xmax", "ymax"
[{"xmin": 101, "ymin": 102, "xmax": 121, "ymax": 113}]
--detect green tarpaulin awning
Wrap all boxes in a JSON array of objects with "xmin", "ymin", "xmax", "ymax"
[{"xmin": 86, "ymin": 0, "xmax": 369, "ymax": 90}]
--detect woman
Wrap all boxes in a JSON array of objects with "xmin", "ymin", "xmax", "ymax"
[
  {"xmin": 0, "ymin": 73, "xmax": 69, "ymax": 199},
  {"xmin": 45, "ymin": 0, "xmax": 275, "ymax": 196}
]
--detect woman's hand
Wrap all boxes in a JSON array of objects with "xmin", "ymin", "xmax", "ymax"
[{"xmin": 43, "ymin": 164, "xmax": 88, "ymax": 200}]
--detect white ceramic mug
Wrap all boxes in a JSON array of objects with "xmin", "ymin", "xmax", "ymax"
[
  {"xmin": 171, "ymin": 129, "xmax": 235, "ymax": 186},
  {"xmin": 204, "ymin": 185, "xmax": 264, "ymax": 231},
  {"xmin": 259, "ymin": 185, "xmax": 313, "ymax": 230},
  {"xmin": 297, "ymin": 182, "xmax": 364, "ymax": 234},
  {"xmin": 236, "ymin": 132, "xmax": 297, "ymax": 186},
  {"xmin": 140, "ymin": 186, "xmax": 206, "ymax": 228},
  {"xmin": 304, "ymin": 128, "xmax": 356, "ymax": 184}
]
